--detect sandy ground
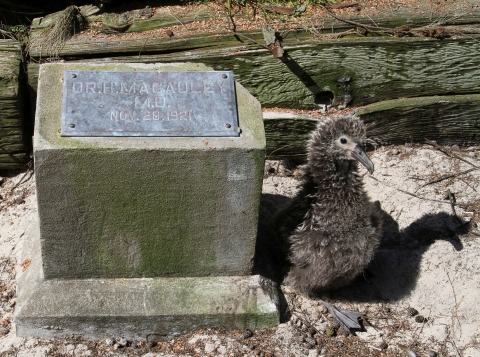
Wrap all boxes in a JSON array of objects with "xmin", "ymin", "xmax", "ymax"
[{"xmin": 0, "ymin": 143, "xmax": 479, "ymax": 357}]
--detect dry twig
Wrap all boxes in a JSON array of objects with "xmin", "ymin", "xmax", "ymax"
[
  {"xmin": 0, "ymin": 234, "xmax": 22, "ymax": 275},
  {"xmin": 447, "ymin": 189, "xmax": 457, "ymax": 217},
  {"xmin": 415, "ymin": 167, "xmax": 477, "ymax": 191},
  {"xmin": 319, "ymin": 4, "xmax": 389, "ymax": 34},
  {"xmin": 368, "ymin": 175, "xmax": 455, "ymax": 205},
  {"xmin": 217, "ymin": 0, "xmax": 269, "ymax": 50},
  {"xmin": 9, "ymin": 161, "xmax": 33, "ymax": 194},
  {"xmin": 425, "ymin": 139, "xmax": 479, "ymax": 169}
]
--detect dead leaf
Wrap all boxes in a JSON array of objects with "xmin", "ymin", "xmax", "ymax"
[{"xmin": 20, "ymin": 258, "xmax": 31, "ymax": 271}]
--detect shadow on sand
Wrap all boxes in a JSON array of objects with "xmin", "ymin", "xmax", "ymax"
[{"xmin": 254, "ymin": 193, "xmax": 468, "ymax": 313}]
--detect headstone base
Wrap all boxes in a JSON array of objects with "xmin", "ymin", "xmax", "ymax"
[{"xmin": 15, "ymin": 214, "xmax": 279, "ymax": 340}]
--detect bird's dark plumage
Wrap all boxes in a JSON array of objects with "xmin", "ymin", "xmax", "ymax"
[{"xmin": 275, "ymin": 114, "xmax": 382, "ymax": 295}]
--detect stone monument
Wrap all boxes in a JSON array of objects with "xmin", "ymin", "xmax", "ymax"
[{"xmin": 15, "ymin": 62, "xmax": 278, "ymax": 340}]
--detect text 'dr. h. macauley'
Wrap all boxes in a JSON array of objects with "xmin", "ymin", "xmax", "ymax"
[{"xmin": 61, "ymin": 70, "xmax": 239, "ymax": 137}]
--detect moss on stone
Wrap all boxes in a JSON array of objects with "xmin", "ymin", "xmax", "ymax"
[{"xmin": 34, "ymin": 62, "xmax": 265, "ymax": 279}]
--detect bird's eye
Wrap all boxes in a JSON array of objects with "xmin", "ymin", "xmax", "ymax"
[{"xmin": 340, "ymin": 138, "xmax": 348, "ymax": 144}]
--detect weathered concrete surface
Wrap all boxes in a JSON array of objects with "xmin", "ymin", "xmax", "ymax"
[
  {"xmin": 16, "ymin": 213, "xmax": 279, "ymax": 340},
  {"xmin": 34, "ymin": 62, "xmax": 266, "ymax": 279}
]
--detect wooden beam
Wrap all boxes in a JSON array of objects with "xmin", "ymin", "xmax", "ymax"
[
  {"xmin": 27, "ymin": 36, "xmax": 480, "ymax": 110},
  {"xmin": 27, "ymin": 1, "xmax": 480, "ymax": 110},
  {"xmin": 0, "ymin": 40, "xmax": 28, "ymax": 169},
  {"xmin": 263, "ymin": 94, "xmax": 480, "ymax": 161},
  {"xmin": 358, "ymin": 94, "xmax": 480, "ymax": 146}
]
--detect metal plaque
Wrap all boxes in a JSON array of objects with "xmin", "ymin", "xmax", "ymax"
[{"xmin": 61, "ymin": 70, "xmax": 239, "ymax": 137}]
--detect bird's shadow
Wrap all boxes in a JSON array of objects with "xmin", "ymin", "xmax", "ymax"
[
  {"xmin": 254, "ymin": 193, "xmax": 468, "ymax": 315},
  {"xmin": 331, "ymin": 205, "xmax": 465, "ymax": 303}
]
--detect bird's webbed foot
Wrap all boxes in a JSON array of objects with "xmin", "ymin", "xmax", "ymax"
[{"xmin": 313, "ymin": 298, "xmax": 363, "ymax": 333}]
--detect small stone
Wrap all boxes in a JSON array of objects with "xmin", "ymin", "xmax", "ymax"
[
  {"xmin": 308, "ymin": 349, "xmax": 319, "ymax": 357},
  {"xmin": 205, "ymin": 342, "xmax": 215, "ymax": 353},
  {"xmin": 217, "ymin": 345, "xmax": 227, "ymax": 354},
  {"xmin": 392, "ymin": 149, "xmax": 400, "ymax": 155},
  {"xmin": 379, "ymin": 342, "xmax": 388, "ymax": 350},
  {"xmin": 117, "ymin": 338, "xmax": 128, "ymax": 347},
  {"xmin": 165, "ymin": 29, "xmax": 174, "ymax": 37},
  {"xmin": 113, "ymin": 343, "xmax": 120, "ymax": 350},
  {"xmin": 304, "ymin": 336, "xmax": 316, "ymax": 349},
  {"xmin": 243, "ymin": 329, "xmax": 254, "ymax": 339},
  {"xmin": 0, "ymin": 327, "xmax": 10, "ymax": 335},
  {"xmin": 428, "ymin": 351, "xmax": 438, "ymax": 357},
  {"xmin": 415, "ymin": 315, "xmax": 427, "ymax": 323},
  {"xmin": 407, "ymin": 307, "xmax": 418, "ymax": 316},
  {"xmin": 105, "ymin": 338, "xmax": 114, "ymax": 346}
]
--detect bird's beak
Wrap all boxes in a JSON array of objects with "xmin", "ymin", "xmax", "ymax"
[{"xmin": 351, "ymin": 145, "xmax": 374, "ymax": 174}]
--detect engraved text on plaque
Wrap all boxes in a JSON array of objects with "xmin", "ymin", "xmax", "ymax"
[{"xmin": 61, "ymin": 70, "xmax": 239, "ymax": 137}]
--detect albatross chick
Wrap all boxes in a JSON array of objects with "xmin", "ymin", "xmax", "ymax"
[{"xmin": 275, "ymin": 114, "xmax": 382, "ymax": 330}]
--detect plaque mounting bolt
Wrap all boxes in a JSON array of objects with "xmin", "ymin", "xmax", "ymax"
[
  {"xmin": 68, "ymin": 124, "xmax": 76, "ymax": 128},
  {"xmin": 71, "ymin": 74, "xmax": 77, "ymax": 78},
  {"xmin": 225, "ymin": 123, "xmax": 231, "ymax": 128},
  {"xmin": 222, "ymin": 74, "xmax": 228, "ymax": 79}
]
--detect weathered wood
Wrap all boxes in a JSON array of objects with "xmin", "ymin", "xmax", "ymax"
[
  {"xmin": 263, "ymin": 113, "xmax": 317, "ymax": 162},
  {"xmin": 358, "ymin": 94, "xmax": 480, "ymax": 146},
  {"xmin": 0, "ymin": 40, "xmax": 29, "ymax": 169},
  {"xmin": 24, "ymin": 2, "xmax": 480, "ymax": 154},
  {"xmin": 0, "ymin": 153, "xmax": 29, "ymax": 164},
  {"xmin": 27, "ymin": 1, "xmax": 480, "ymax": 110},
  {"xmin": 27, "ymin": 36, "xmax": 480, "ymax": 110},
  {"xmin": 263, "ymin": 94, "xmax": 480, "ymax": 161},
  {"xmin": 27, "ymin": 63, "xmax": 40, "ymax": 121},
  {"xmin": 30, "ymin": 2, "xmax": 480, "ymax": 35},
  {"xmin": 201, "ymin": 37, "xmax": 480, "ymax": 108}
]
